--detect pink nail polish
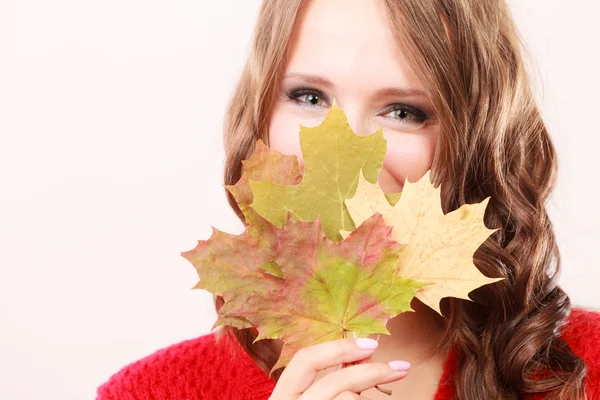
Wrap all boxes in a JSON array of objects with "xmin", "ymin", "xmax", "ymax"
[
  {"xmin": 355, "ymin": 338, "xmax": 378, "ymax": 350},
  {"xmin": 388, "ymin": 360, "xmax": 411, "ymax": 371}
]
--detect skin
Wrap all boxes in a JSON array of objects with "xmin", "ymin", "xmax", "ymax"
[
  {"xmin": 266, "ymin": 0, "xmax": 447, "ymax": 398},
  {"xmin": 268, "ymin": 0, "xmax": 439, "ymax": 194}
]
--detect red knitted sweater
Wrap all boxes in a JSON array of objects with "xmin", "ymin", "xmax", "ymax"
[{"xmin": 97, "ymin": 308, "xmax": 600, "ymax": 399}]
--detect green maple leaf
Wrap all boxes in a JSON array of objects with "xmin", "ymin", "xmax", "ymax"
[
  {"xmin": 228, "ymin": 212, "xmax": 428, "ymax": 374},
  {"xmin": 249, "ymin": 101, "xmax": 387, "ymax": 242}
]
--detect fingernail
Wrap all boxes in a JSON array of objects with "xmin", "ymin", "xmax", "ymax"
[
  {"xmin": 388, "ymin": 360, "xmax": 411, "ymax": 371},
  {"xmin": 355, "ymin": 338, "xmax": 379, "ymax": 350}
]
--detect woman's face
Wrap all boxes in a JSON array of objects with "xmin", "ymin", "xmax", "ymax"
[{"xmin": 268, "ymin": 0, "xmax": 439, "ymax": 193}]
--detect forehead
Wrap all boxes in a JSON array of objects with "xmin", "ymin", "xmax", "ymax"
[{"xmin": 284, "ymin": 0, "xmax": 422, "ymax": 91}]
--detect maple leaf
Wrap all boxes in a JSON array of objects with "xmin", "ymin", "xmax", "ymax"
[
  {"xmin": 227, "ymin": 212, "xmax": 428, "ymax": 374},
  {"xmin": 181, "ymin": 141, "xmax": 300, "ymax": 330},
  {"xmin": 343, "ymin": 172, "xmax": 503, "ymax": 314},
  {"xmin": 180, "ymin": 213, "xmax": 285, "ymax": 330},
  {"xmin": 182, "ymin": 103, "xmax": 501, "ymax": 390},
  {"xmin": 249, "ymin": 101, "xmax": 387, "ymax": 242},
  {"xmin": 226, "ymin": 139, "xmax": 302, "ymax": 215}
]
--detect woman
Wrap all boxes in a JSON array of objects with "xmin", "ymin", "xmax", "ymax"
[{"xmin": 97, "ymin": 0, "xmax": 600, "ymax": 398}]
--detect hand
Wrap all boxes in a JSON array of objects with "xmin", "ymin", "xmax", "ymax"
[{"xmin": 268, "ymin": 337, "xmax": 410, "ymax": 400}]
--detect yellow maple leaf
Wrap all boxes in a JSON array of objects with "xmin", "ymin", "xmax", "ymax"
[
  {"xmin": 248, "ymin": 101, "xmax": 387, "ymax": 241},
  {"xmin": 342, "ymin": 171, "xmax": 503, "ymax": 314}
]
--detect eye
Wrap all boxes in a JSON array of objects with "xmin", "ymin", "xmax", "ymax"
[
  {"xmin": 381, "ymin": 104, "xmax": 429, "ymax": 126},
  {"xmin": 301, "ymin": 93, "xmax": 323, "ymax": 106},
  {"xmin": 286, "ymin": 88, "xmax": 329, "ymax": 108}
]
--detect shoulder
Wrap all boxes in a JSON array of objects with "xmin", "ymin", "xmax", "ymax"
[
  {"xmin": 562, "ymin": 307, "xmax": 600, "ymax": 396},
  {"xmin": 96, "ymin": 331, "xmax": 275, "ymax": 400}
]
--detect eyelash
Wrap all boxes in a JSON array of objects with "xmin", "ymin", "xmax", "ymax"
[{"xmin": 285, "ymin": 88, "xmax": 429, "ymax": 126}]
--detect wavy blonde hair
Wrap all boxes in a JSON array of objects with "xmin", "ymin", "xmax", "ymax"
[{"xmin": 214, "ymin": 0, "xmax": 588, "ymax": 398}]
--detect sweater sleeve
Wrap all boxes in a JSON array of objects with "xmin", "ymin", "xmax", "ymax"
[
  {"xmin": 96, "ymin": 332, "xmax": 276, "ymax": 400},
  {"xmin": 96, "ymin": 357, "xmax": 157, "ymax": 400},
  {"xmin": 95, "ymin": 334, "xmax": 220, "ymax": 400},
  {"xmin": 562, "ymin": 308, "xmax": 600, "ymax": 398}
]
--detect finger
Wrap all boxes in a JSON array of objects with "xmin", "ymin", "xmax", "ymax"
[
  {"xmin": 338, "ymin": 353, "xmax": 372, "ymax": 370},
  {"xmin": 356, "ymin": 335, "xmax": 377, "ymax": 366},
  {"xmin": 332, "ymin": 391, "xmax": 373, "ymax": 400},
  {"xmin": 333, "ymin": 392, "xmax": 360, "ymax": 400},
  {"xmin": 300, "ymin": 361, "xmax": 410, "ymax": 400},
  {"xmin": 274, "ymin": 338, "xmax": 379, "ymax": 397},
  {"xmin": 356, "ymin": 354, "xmax": 372, "ymax": 365}
]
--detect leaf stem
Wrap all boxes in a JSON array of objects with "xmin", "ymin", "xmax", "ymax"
[{"xmin": 343, "ymin": 330, "xmax": 359, "ymax": 339}]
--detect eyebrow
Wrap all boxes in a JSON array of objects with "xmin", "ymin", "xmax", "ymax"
[
  {"xmin": 284, "ymin": 73, "xmax": 335, "ymax": 88},
  {"xmin": 283, "ymin": 72, "xmax": 429, "ymax": 99}
]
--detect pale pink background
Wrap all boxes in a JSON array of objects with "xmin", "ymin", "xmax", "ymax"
[{"xmin": 0, "ymin": 1, "xmax": 598, "ymax": 399}]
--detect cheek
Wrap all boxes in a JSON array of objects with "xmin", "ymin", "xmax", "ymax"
[
  {"xmin": 268, "ymin": 109, "xmax": 438, "ymax": 191},
  {"xmin": 380, "ymin": 129, "xmax": 438, "ymax": 191},
  {"xmin": 267, "ymin": 109, "xmax": 305, "ymax": 167}
]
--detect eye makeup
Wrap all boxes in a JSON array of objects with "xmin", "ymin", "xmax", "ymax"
[{"xmin": 285, "ymin": 86, "xmax": 431, "ymax": 128}]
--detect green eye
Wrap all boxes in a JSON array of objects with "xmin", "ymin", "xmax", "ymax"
[
  {"xmin": 385, "ymin": 108, "xmax": 416, "ymax": 120},
  {"xmin": 382, "ymin": 104, "xmax": 429, "ymax": 126},
  {"xmin": 287, "ymin": 89, "xmax": 328, "ymax": 108},
  {"xmin": 301, "ymin": 94, "xmax": 323, "ymax": 106}
]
